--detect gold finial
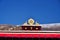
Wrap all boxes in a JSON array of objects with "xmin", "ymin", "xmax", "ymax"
[
  {"xmin": 30, "ymin": 27, "xmax": 33, "ymax": 30},
  {"xmin": 36, "ymin": 28, "xmax": 38, "ymax": 30},
  {"xmin": 28, "ymin": 18, "xmax": 34, "ymax": 25},
  {"xmin": 25, "ymin": 27, "xmax": 27, "ymax": 30}
]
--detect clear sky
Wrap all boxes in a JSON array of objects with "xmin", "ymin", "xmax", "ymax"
[{"xmin": 0, "ymin": 0, "xmax": 60, "ymax": 25}]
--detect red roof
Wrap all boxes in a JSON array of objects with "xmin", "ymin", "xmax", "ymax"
[{"xmin": 0, "ymin": 33, "xmax": 60, "ymax": 38}]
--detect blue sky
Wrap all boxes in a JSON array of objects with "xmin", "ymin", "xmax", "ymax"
[{"xmin": 0, "ymin": 0, "xmax": 60, "ymax": 25}]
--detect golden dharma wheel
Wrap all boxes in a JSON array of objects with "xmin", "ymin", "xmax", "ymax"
[{"xmin": 28, "ymin": 18, "xmax": 34, "ymax": 25}]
